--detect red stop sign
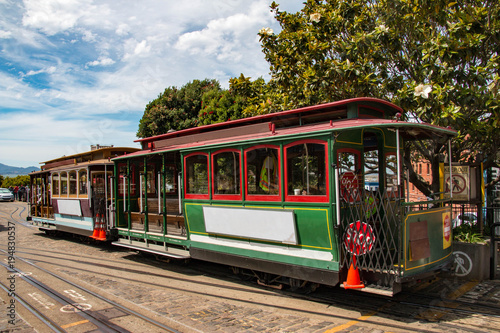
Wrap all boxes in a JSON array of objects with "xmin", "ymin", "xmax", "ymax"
[
  {"xmin": 443, "ymin": 214, "xmax": 451, "ymax": 242},
  {"xmin": 343, "ymin": 221, "xmax": 376, "ymax": 256}
]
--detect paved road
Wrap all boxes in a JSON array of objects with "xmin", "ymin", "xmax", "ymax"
[{"xmin": 1, "ymin": 201, "xmax": 499, "ymax": 332}]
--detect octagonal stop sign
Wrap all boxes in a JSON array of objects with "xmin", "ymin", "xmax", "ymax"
[{"xmin": 343, "ymin": 220, "xmax": 376, "ymax": 256}]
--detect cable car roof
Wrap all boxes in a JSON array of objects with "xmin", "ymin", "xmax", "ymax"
[{"xmin": 115, "ymin": 116, "xmax": 456, "ymax": 160}]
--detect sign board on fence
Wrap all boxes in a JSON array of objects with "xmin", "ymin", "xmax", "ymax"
[{"xmin": 442, "ymin": 165, "xmax": 469, "ymax": 201}]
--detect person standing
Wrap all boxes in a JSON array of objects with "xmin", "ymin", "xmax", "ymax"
[
  {"xmin": 13, "ymin": 186, "xmax": 19, "ymax": 201},
  {"xmin": 19, "ymin": 185, "xmax": 26, "ymax": 201}
]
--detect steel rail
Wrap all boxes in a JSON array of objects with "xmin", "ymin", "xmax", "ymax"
[
  {"xmin": 0, "ymin": 250, "xmax": 181, "ymax": 333},
  {"xmin": 0, "ymin": 280, "xmax": 66, "ymax": 332},
  {"xmin": 0, "ymin": 261, "xmax": 122, "ymax": 333}
]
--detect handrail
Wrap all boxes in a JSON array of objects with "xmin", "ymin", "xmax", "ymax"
[
  {"xmin": 491, "ymin": 222, "xmax": 500, "ymax": 280},
  {"xmin": 401, "ymin": 198, "xmax": 451, "ymax": 207}
]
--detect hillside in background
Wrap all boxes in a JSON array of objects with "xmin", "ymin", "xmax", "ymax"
[{"xmin": 0, "ymin": 163, "xmax": 39, "ymax": 176}]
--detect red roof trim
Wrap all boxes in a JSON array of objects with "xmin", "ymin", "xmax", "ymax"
[
  {"xmin": 135, "ymin": 98, "xmax": 402, "ymax": 144},
  {"xmin": 115, "ymin": 118, "xmax": 456, "ymax": 161}
]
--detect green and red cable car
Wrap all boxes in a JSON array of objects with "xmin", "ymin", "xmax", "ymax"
[{"xmin": 111, "ymin": 98, "xmax": 456, "ymax": 295}]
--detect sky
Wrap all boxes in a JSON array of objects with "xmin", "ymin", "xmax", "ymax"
[{"xmin": 0, "ymin": 0, "xmax": 303, "ymax": 168}]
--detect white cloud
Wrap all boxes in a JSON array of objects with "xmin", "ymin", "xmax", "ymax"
[
  {"xmin": 0, "ymin": 111, "xmax": 140, "ymax": 166},
  {"xmin": 21, "ymin": 0, "xmax": 110, "ymax": 35},
  {"xmin": 1, "ymin": 0, "xmax": 304, "ymax": 167},
  {"xmin": 86, "ymin": 56, "xmax": 115, "ymax": 67},
  {"xmin": 24, "ymin": 66, "xmax": 57, "ymax": 76},
  {"xmin": 0, "ymin": 30, "xmax": 12, "ymax": 38},
  {"xmin": 175, "ymin": 0, "xmax": 272, "ymax": 62}
]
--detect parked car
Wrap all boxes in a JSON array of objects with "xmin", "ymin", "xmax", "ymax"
[
  {"xmin": 0, "ymin": 188, "xmax": 14, "ymax": 202},
  {"xmin": 452, "ymin": 212, "xmax": 477, "ymax": 228}
]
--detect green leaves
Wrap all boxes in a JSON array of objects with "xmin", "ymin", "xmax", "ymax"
[{"xmin": 137, "ymin": 79, "xmax": 220, "ymax": 138}]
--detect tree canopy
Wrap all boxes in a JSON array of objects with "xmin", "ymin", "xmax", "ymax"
[
  {"xmin": 136, "ymin": 0, "xmax": 499, "ymax": 194},
  {"xmin": 137, "ymin": 79, "xmax": 221, "ymax": 138},
  {"xmin": 255, "ymin": 0, "xmax": 499, "ymax": 194},
  {"xmin": 1, "ymin": 175, "xmax": 30, "ymax": 187}
]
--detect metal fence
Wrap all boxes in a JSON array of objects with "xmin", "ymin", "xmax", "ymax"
[{"xmin": 339, "ymin": 188, "xmax": 402, "ymax": 286}]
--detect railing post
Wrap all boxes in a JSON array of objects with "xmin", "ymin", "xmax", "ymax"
[{"xmin": 491, "ymin": 222, "xmax": 500, "ymax": 280}]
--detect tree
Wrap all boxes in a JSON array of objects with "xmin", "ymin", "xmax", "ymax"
[
  {"xmin": 257, "ymin": 0, "xmax": 499, "ymax": 195},
  {"xmin": 1, "ymin": 175, "xmax": 30, "ymax": 187},
  {"xmin": 197, "ymin": 88, "xmax": 245, "ymax": 125},
  {"xmin": 137, "ymin": 79, "xmax": 221, "ymax": 138}
]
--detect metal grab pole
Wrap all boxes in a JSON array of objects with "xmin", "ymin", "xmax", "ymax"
[
  {"xmin": 123, "ymin": 176, "xmax": 126, "ymax": 212},
  {"xmin": 158, "ymin": 172, "xmax": 161, "ymax": 214},
  {"xmin": 448, "ymin": 140, "xmax": 453, "ymax": 199},
  {"xmin": 105, "ymin": 165, "xmax": 108, "ymax": 226},
  {"xmin": 396, "ymin": 128, "xmax": 401, "ymax": 186},
  {"xmin": 178, "ymin": 174, "xmax": 182, "ymax": 215},
  {"xmin": 335, "ymin": 165, "xmax": 340, "ymax": 226},
  {"xmin": 139, "ymin": 173, "xmax": 143, "ymax": 213},
  {"xmin": 109, "ymin": 176, "xmax": 114, "ymax": 228}
]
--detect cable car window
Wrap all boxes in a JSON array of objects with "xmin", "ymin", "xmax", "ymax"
[
  {"xmin": 69, "ymin": 171, "xmax": 77, "ymax": 195},
  {"xmin": 60, "ymin": 172, "xmax": 68, "ymax": 196},
  {"xmin": 363, "ymin": 133, "xmax": 379, "ymax": 192},
  {"xmin": 246, "ymin": 147, "xmax": 279, "ymax": 196},
  {"xmin": 337, "ymin": 149, "xmax": 361, "ymax": 203},
  {"xmin": 79, "ymin": 170, "xmax": 87, "ymax": 196},
  {"xmin": 139, "ymin": 164, "xmax": 156, "ymax": 195},
  {"xmin": 118, "ymin": 164, "xmax": 136, "ymax": 196},
  {"xmin": 385, "ymin": 153, "xmax": 398, "ymax": 193},
  {"xmin": 162, "ymin": 165, "xmax": 177, "ymax": 195},
  {"xmin": 286, "ymin": 141, "xmax": 327, "ymax": 199},
  {"xmin": 52, "ymin": 173, "xmax": 60, "ymax": 197},
  {"xmin": 185, "ymin": 154, "xmax": 209, "ymax": 196},
  {"xmin": 213, "ymin": 150, "xmax": 240, "ymax": 197}
]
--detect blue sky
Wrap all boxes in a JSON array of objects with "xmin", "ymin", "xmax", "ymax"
[{"xmin": 0, "ymin": 0, "xmax": 303, "ymax": 167}]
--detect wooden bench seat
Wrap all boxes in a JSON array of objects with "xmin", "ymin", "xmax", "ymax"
[{"xmin": 126, "ymin": 198, "xmax": 185, "ymax": 236}]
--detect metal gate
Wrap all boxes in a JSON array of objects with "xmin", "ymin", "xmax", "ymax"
[{"xmin": 339, "ymin": 187, "xmax": 403, "ymax": 286}]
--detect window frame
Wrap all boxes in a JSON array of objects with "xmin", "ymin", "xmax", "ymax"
[
  {"xmin": 384, "ymin": 152, "xmax": 400, "ymax": 196},
  {"xmin": 284, "ymin": 139, "xmax": 329, "ymax": 203},
  {"xmin": 52, "ymin": 173, "xmax": 60, "ymax": 197},
  {"xmin": 68, "ymin": 170, "xmax": 78, "ymax": 197},
  {"xmin": 139, "ymin": 163, "xmax": 157, "ymax": 196},
  {"xmin": 244, "ymin": 144, "xmax": 281, "ymax": 202},
  {"xmin": 211, "ymin": 148, "xmax": 242, "ymax": 201},
  {"xmin": 118, "ymin": 163, "xmax": 136, "ymax": 196},
  {"xmin": 60, "ymin": 171, "xmax": 68, "ymax": 196},
  {"xmin": 337, "ymin": 148, "xmax": 362, "ymax": 203},
  {"xmin": 78, "ymin": 169, "xmax": 88, "ymax": 197},
  {"xmin": 184, "ymin": 152, "xmax": 210, "ymax": 200}
]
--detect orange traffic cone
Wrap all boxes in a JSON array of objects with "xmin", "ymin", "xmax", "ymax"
[
  {"xmin": 343, "ymin": 257, "xmax": 365, "ymax": 289},
  {"xmin": 96, "ymin": 214, "xmax": 107, "ymax": 241},
  {"xmin": 90, "ymin": 214, "xmax": 99, "ymax": 239}
]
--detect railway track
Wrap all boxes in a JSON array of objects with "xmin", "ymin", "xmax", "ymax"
[
  {"xmin": 0, "ymin": 249, "xmax": 181, "ymax": 332},
  {"xmin": 2, "ymin": 201, "xmax": 499, "ymax": 333}
]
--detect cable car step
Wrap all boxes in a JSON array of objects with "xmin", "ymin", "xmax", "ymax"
[{"xmin": 112, "ymin": 239, "xmax": 190, "ymax": 259}]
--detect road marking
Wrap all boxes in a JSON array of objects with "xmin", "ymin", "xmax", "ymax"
[
  {"xmin": 28, "ymin": 292, "xmax": 55, "ymax": 310},
  {"xmin": 64, "ymin": 289, "xmax": 87, "ymax": 301},
  {"xmin": 323, "ymin": 311, "xmax": 377, "ymax": 332},
  {"xmin": 415, "ymin": 280, "xmax": 478, "ymax": 321},
  {"xmin": 323, "ymin": 278, "xmax": 441, "ymax": 332},
  {"xmin": 61, "ymin": 320, "xmax": 89, "ymax": 328},
  {"xmin": 60, "ymin": 303, "xmax": 92, "ymax": 313}
]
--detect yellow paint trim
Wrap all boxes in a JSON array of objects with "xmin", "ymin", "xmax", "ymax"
[
  {"xmin": 185, "ymin": 203, "xmax": 333, "ymax": 250},
  {"xmin": 439, "ymin": 162, "xmax": 445, "ymax": 200},
  {"xmin": 61, "ymin": 320, "xmax": 89, "ymax": 329},
  {"xmin": 337, "ymin": 139, "xmax": 363, "ymax": 145},
  {"xmin": 481, "ymin": 162, "xmax": 485, "ymax": 205},
  {"xmin": 404, "ymin": 207, "xmax": 453, "ymax": 271},
  {"xmin": 416, "ymin": 281, "xmax": 478, "ymax": 321},
  {"xmin": 323, "ymin": 311, "xmax": 377, "ymax": 332}
]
